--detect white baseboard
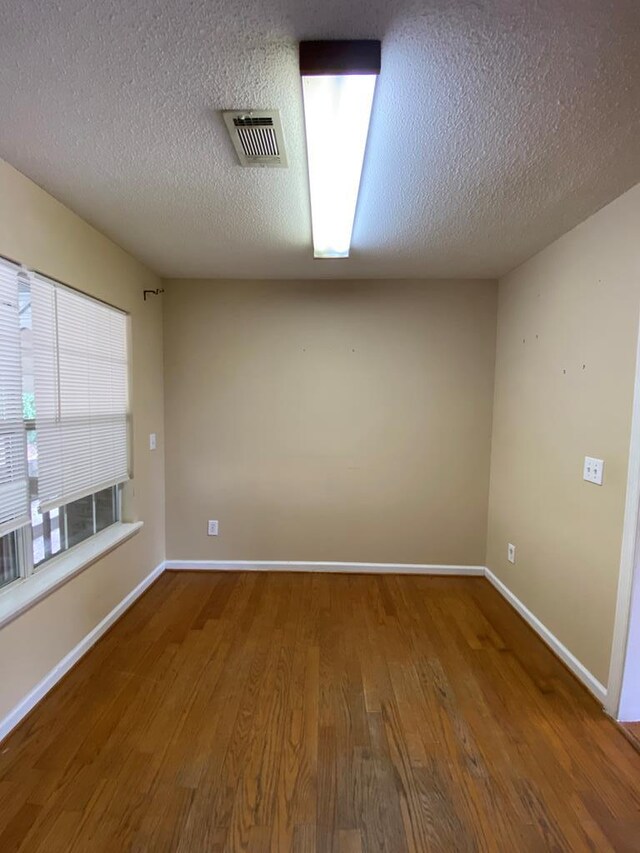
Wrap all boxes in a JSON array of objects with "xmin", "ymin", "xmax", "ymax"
[
  {"xmin": 484, "ymin": 568, "xmax": 607, "ymax": 704},
  {"xmin": 0, "ymin": 560, "xmax": 165, "ymax": 744},
  {"xmin": 166, "ymin": 560, "xmax": 606, "ymax": 703},
  {"xmin": 164, "ymin": 560, "xmax": 486, "ymax": 575},
  {"xmin": 0, "ymin": 558, "xmax": 608, "ymax": 744}
]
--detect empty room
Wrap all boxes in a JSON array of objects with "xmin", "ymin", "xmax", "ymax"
[{"xmin": 1, "ymin": 0, "xmax": 640, "ymax": 850}]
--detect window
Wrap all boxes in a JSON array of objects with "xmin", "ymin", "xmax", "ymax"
[
  {"xmin": 0, "ymin": 257, "xmax": 130, "ymax": 591},
  {"xmin": 0, "ymin": 262, "xmax": 29, "ymax": 541}
]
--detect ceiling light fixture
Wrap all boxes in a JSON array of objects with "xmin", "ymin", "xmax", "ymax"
[{"xmin": 300, "ymin": 40, "xmax": 381, "ymax": 259}]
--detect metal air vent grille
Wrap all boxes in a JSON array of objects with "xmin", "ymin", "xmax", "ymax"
[{"xmin": 223, "ymin": 110, "xmax": 287, "ymax": 167}]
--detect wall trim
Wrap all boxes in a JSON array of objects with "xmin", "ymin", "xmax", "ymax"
[
  {"xmin": 0, "ymin": 560, "xmax": 165, "ymax": 744},
  {"xmin": 485, "ymin": 568, "xmax": 607, "ymax": 704},
  {"xmin": 1, "ymin": 559, "xmax": 610, "ymax": 744},
  {"xmin": 606, "ymin": 310, "xmax": 640, "ymax": 719},
  {"xmin": 163, "ymin": 559, "xmax": 486, "ymax": 575},
  {"xmin": 166, "ymin": 560, "xmax": 607, "ymax": 704}
]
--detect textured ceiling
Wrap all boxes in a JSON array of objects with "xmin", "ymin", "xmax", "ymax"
[{"xmin": 1, "ymin": 0, "xmax": 639, "ymax": 279}]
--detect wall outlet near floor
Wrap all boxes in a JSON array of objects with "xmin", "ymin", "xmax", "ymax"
[
  {"xmin": 207, "ymin": 520, "xmax": 219, "ymax": 536},
  {"xmin": 507, "ymin": 543, "xmax": 516, "ymax": 564},
  {"xmin": 583, "ymin": 456, "xmax": 604, "ymax": 485},
  {"xmin": 149, "ymin": 432, "xmax": 157, "ymax": 451}
]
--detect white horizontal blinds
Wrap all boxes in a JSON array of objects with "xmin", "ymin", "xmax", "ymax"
[
  {"xmin": 31, "ymin": 273, "xmax": 130, "ymax": 511},
  {"xmin": 0, "ymin": 258, "xmax": 29, "ymax": 536}
]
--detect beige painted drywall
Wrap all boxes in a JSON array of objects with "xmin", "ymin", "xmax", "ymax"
[
  {"xmin": 0, "ymin": 159, "xmax": 165, "ymax": 721},
  {"xmin": 487, "ymin": 181, "xmax": 640, "ymax": 687},
  {"xmin": 163, "ymin": 278, "xmax": 497, "ymax": 565}
]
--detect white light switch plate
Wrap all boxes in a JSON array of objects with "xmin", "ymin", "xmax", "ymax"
[
  {"xmin": 507, "ymin": 543, "xmax": 516, "ymax": 564},
  {"xmin": 583, "ymin": 456, "xmax": 604, "ymax": 485},
  {"xmin": 149, "ymin": 432, "xmax": 157, "ymax": 451}
]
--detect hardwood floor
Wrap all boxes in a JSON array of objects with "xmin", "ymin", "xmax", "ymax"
[
  {"xmin": 1, "ymin": 571, "xmax": 639, "ymax": 852},
  {"xmin": 622, "ymin": 723, "xmax": 640, "ymax": 755}
]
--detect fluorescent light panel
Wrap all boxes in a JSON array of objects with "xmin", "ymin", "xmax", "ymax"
[{"xmin": 300, "ymin": 41, "xmax": 381, "ymax": 259}]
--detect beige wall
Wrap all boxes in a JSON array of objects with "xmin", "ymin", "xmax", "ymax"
[
  {"xmin": 487, "ymin": 182, "xmax": 640, "ymax": 687},
  {"xmin": 163, "ymin": 278, "xmax": 497, "ymax": 565},
  {"xmin": 5, "ymin": 150, "xmax": 635, "ymax": 717},
  {"xmin": 0, "ymin": 160, "xmax": 165, "ymax": 720}
]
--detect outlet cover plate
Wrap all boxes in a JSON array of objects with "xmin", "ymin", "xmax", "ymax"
[
  {"xmin": 207, "ymin": 520, "xmax": 219, "ymax": 536},
  {"xmin": 507, "ymin": 543, "xmax": 516, "ymax": 564}
]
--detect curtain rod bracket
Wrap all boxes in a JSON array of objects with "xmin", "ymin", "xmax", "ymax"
[{"xmin": 143, "ymin": 288, "xmax": 164, "ymax": 301}]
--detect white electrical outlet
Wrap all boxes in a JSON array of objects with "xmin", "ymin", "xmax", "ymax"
[
  {"xmin": 149, "ymin": 432, "xmax": 157, "ymax": 451},
  {"xmin": 507, "ymin": 543, "xmax": 516, "ymax": 564},
  {"xmin": 207, "ymin": 520, "xmax": 219, "ymax": 536},
  {"xmin": 583, "ymin": 456, "xmax": 604, "ymax": 485}
]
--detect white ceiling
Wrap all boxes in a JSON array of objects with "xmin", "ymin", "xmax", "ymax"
[{"xmin": 1, "ymin": 0, "xmax": 639, "ymax": 279}]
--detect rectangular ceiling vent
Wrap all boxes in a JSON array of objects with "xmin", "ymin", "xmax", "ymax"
[{"xmin": 222, "ymin": 110, "xmax": 287, "ymax": 167}]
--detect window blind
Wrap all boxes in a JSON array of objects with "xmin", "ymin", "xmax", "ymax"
[
  {"xmin": 0, "ymin": 258, "xmax": 29, "ymax": 536},
  {"xmin": 31, "ymin": 273, "xmax": 130, "ymax": 511}
]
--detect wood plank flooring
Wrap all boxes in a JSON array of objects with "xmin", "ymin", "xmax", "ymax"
[
  {"xmin": 1, "ymin": 571, "xmax": 639, "ymax": 851},
  {"xmin": 622, "ymin": 722, "xmax": 640, "ymax": 755}
]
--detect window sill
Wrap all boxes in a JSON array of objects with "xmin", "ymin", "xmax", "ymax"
[{"xmin": 0, "ymin": 521, "xmax": 144, "ymax": 630}]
